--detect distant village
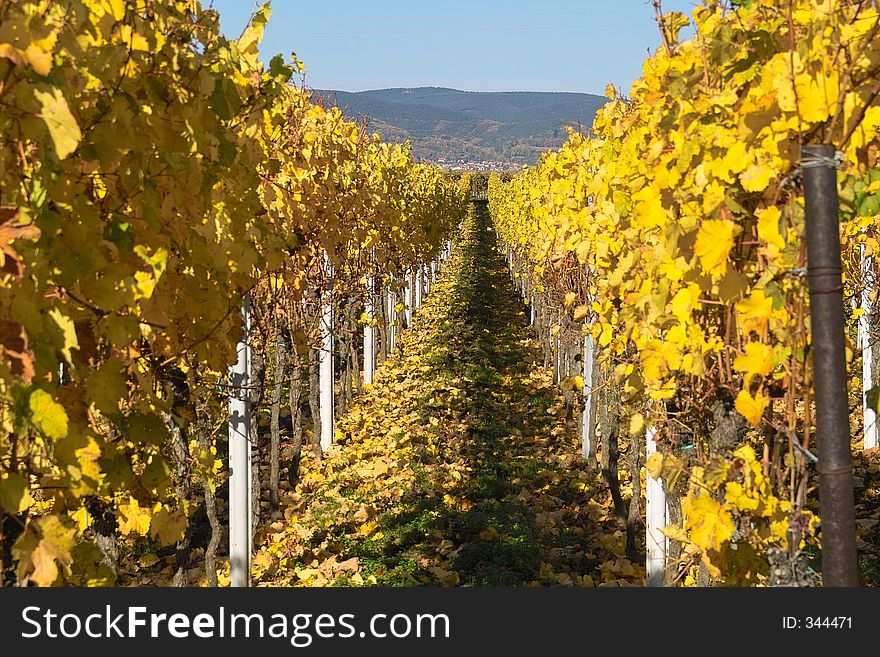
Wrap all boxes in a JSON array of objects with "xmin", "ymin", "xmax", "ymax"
[{"xmin": 431, "ymin": 157, "xmax": 522, "ymax": 173}]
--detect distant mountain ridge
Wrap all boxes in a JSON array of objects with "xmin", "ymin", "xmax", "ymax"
[{"xmin": 314, "ymin": 87, "xmax": 607, "ymax": 166}]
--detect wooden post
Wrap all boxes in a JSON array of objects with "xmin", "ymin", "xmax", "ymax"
[{"xmin": 229, "ymin": 298, "xmax": 251, "ymax": 587}]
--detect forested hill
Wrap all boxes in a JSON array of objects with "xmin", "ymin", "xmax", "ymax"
[{"xmin": 315, "ymin": 87, "xmax": 607, "ymax": 166}]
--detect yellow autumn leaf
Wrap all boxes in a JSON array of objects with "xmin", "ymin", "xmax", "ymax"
[
  {"xmin": 118, "ymin": 24, "xmax": 150, "ymax": 51},
  {"xmin": 694, "ymin": 220, "xmax": 737, "ymax": 279},
  {"xmin": 733, "ymin": 341, "xmax": 774, "ymax": 382},
  {"xmin": 118, "ymin": 496, "xmax": 152, "ymax": 536},
  {"xmin": 598, "ymin": 322, "xmax": 613, "ymax": 347},
  {"xmin": 150, "ymin": 505, "xmax": 188, "ymax": 545},
  {"xmin": 725, "ymin": 481, "xmax": 760, "ymax": 512},
  {"xmin": 684, "ymin": 494, "xmax": 735, "ymax": 552},
  {"xmin": 669, "ymin": 283, "xmax": 701, "ymax": 322},
  {"xmin": 732, "ymin": 444, "xmax": 758, "ymax": 463},
  {"xmin": 796, "ymin": 70, "xmax": 838, "ymax": 124},
  {"xmin": 734, "ymin": 389, "xmax": 769, "ymax": 425},
  {"xmin": 645, "ymin": 451, "xmax": 664, "ymax": 480},
  {"xmin": 629, "ymin": 412, "xmax": 645, "ymax": 436},
  {"xmin": 24, "ymin": 44, "xmax": 52, "ymax": 76},
  {"xmin": 29, "ymin": 516, "xmax": 76, "ymax": 587},
  {"xmin": 740, "ymin": 160, "xmax": 775, "ymax": 192},
  {"xmin": 31, "ymin": 543, "xmax": 61, "ymax": 586},
  {"xmin": 104, "ymin": 0, "xmax": 126, "ymax": 21},
  {"xmin": 719, "ymin": 139, "xmax": 749, "ymax": 177},
  {"xmin": 632, "ymin": 186, "xmax": 668, "ymax": 229},
  {"xmin": 29, "ymin": 389, "xmax": 68, "ymax": 440},
  {"xmin": 756, "ymin": 206, "xmax": 785, "ymax": 251},
  {"xmin": 48, "ymin": 308, "xmax": 79, "ymax": 365},
  {"xmin": 33, "ymin": 87, "xmax": 81, "ymax": 159},
  {"xmin": 735, "ymin": 290, "xmax": 774, "ymax": 336}
]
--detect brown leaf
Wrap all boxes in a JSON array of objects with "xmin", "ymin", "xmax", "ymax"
[
  {"xmin": 0, "ymin": 206, "xmax": 40, "ymax": 279},
  {"xmin": 336, "ymin": 557, "xmax": 359, "ymax": 572},
  {"xmin": 0, "ymin": 320, "xmax": 34, "ymax": 381}
]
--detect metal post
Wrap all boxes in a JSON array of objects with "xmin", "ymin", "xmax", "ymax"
[
  {"xmin": 645, "ymin": 425, "xmax": 667, "ymax": 587},
  {"xmin": 861, "ymin": 245, "xmax": 878, "ymax": 450},
  {"xmin": 229, "ymin": 298, "xmax": 251, "ymax": 587},
  {"xmin": 320, "ymin": 274, "xmax": 334, "ymax": 451},
  {"xmin": 415, "ymin": 266, "xmax": 423, "ymax": 310},
  {"xmin": 802, "ymin": 143, "xmax": 858, "ymax": 586},
  {"xmin": 364, "ymin": 275, "xmax": 375, "ymax": 386}
]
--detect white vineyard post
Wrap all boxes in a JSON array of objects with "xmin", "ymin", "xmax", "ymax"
[
  {"xmin": 319, "ymin": 263, "xmax": 334, "ymax": 451},
  {"xmin": 229, "ymin": 297, "xmax": 251, "ymax": 587},
  {"xmin": 646, "ymin": 425, "xmax": 668, "ymax": 587},
  {"xmin": 404, "ymin": 268, "xmax": 413, "ymax": 328},
  {"xmin": 554, "ymin": 314, "xmax": 561, "ymax": 385},
  {"xmin": 388, "ymin": 278, "xmax": 396, "ymax": 352},
  {"xmin": 581, "ymin": 333, "xmax": 595, "ymax": 459},
  {"xmin": 415, "ymin": 266, "xmax": 423, "ymax": 310},
  {"xmin": 364, "ymin": 274, "xmax": 375, "ymax": 386},
  {"xmin": 862, "ymin": 245, "xmax": 879, "ymax": 450}
]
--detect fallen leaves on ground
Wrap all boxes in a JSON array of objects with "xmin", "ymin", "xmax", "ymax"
[{"xmin": 252, "ymin": 204, "xmax": 643, "ymax": 587}]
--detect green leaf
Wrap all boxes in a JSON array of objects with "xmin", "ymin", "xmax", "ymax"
[
  {"xmin": 211, "ymin": 85, "xmax": 233, "ymax": 120},
  {"xmin": 34, "ymin": 87, "xmax": 81, "ymax": 159},
  {"xmin": 0, "ymin": 472, "xmax": 34, "ymax": 513},
  {"xmin": 85, "ymin": 358, "xmax": 127, "ymax": 416},
  {"xmin": 127, "ymin": 413, "xmax": 168, "ymax": 445},
  {"xmin": 857, "ymin": 194, "xmax": 880, "ymax": 217},
  {"xmin": 28, "ymin": 389, "xmax": 68, "ymax": 439}
]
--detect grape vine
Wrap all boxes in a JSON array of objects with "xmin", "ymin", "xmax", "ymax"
[
  {"xmin": 489, "ymin": 0, "xmax": 880, "ymax": 584},
  {"xmin": 0, "ymin": 0, "xmax": 467, "ymax": 585}
]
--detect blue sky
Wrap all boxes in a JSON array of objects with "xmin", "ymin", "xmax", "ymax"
[{"xmin": 208, "ymin": 0, "xmax": 697, "ymax": 95}]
